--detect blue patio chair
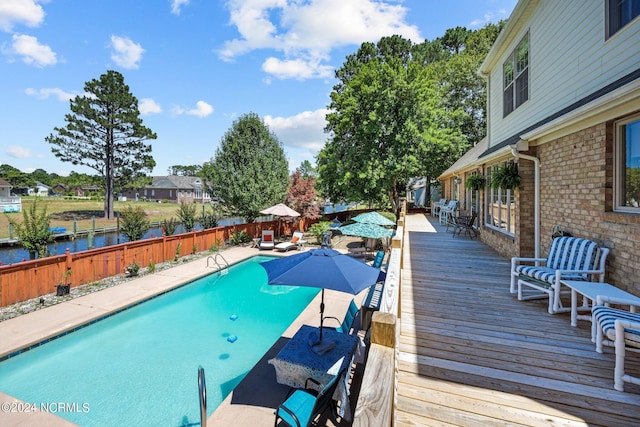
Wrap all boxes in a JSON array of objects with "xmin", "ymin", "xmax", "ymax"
[
  {"xmin": 274, "ymin": 367, "xmax": 347, "ymax": 427},
  {"xmin": 324, "ymin": 299, "xmax": 360, "ymax": 334},
  {"xmin": 372, "ymin": 250, "xmax": 385, "ymax": 269}
]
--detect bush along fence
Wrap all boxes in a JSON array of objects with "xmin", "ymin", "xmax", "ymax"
[{"xmin": 0, "ymin": 218, "xmax": 315, "ymax": 307}]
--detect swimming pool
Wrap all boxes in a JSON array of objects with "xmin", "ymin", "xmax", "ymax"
[{"xmin": 0, "ymin": 255, "xmax": 318, "ymax": 426}]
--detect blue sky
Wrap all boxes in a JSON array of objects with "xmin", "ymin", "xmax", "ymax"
[{"xmin": 0, "ymin": 0, "xmax": 516, "ymax": 177}]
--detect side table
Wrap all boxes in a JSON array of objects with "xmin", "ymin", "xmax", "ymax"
[{"xmin": 560, "ymin": 280, "xmax": 640, "ymax": 342}]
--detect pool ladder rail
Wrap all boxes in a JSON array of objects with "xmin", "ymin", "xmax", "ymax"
[
  {"xmin": 207, "ymin": 253, "xmax": 229, "ymax": 274},
  {"xmin": 198, "ymin": 366, "xmax": 207, "ymax": 427}
]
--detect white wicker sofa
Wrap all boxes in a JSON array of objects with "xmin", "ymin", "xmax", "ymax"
[{"xmin": 510, "ymin": 236, "xmax": 609, "ymax": 314}]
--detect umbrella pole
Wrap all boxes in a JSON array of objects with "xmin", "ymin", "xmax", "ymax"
[{"xmin": 318, "ymin": 289, "xmax": 325, "ymax": 343}]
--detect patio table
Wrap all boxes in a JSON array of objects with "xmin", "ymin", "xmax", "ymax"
[
  {"xmin": 560, "ymin": 280, "xmax": 640, "ymax": 342},
  {"xmin": 268, "ymin": 324, "xmax": 360, "ymax": 421}
]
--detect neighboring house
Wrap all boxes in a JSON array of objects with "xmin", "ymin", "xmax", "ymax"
[
  {"xmin": 438, "ymin": 0, "xmax": 640, "ymax": 295},
  {"xmin": 27, "ymin": 182, "xmax": 51, "ymax": 197},
  {"xmin": 0, "ymin": 178, "xmax": 21, "ymax": 213},
  {"xmin": 121, "ymin": 176, "xmax": 211, "ymax": 203}
]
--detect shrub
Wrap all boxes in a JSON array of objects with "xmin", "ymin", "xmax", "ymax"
[
  {"xmin": 148, "ymin": 259, "xmax": 156, "ymax": 273},
  {"xmin": 176, "ymin": 201, "xmax": 197, "ymax": 232},
  {"xmin": 162, "ymin": 217, "xmax": 178, "ymax": 236},
  {"xmin": 230, "ymin": 230, "xmax": 250, "ymax": 245},
  {"xmin": 125, "ymin": 261, "xmax": 140, "ymax": 277},
  {"xmin": 119, "ymin": 205, "xmax": 150, "ymax": 241},
  {"xmin": 308, "ymin": 221, "xmax": 331, "ymax": 244}
]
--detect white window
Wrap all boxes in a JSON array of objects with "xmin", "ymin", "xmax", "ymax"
[
  {"xmin": 606, "ymin": 0, "xmax": 640, "ymax": 38},
  {"xmin": 503, "ymin": 34, "xmax": 529, "ymax": 117},
  {"xmin": 485, "ymin": 163, "xmax": 516, "ymax": 235},
  {"xmin": 614, "ymin": 114, "xmax": 640, "ymax": 211}
]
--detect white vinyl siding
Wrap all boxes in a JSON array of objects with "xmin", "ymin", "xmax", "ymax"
[{"xmin": 487, "ymin": 0, "xmax": 640, "ymax": 150}]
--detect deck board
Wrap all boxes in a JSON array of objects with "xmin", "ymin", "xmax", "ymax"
[{"xmin": 396, "ymin": 214, "xmax": 640, "ymax": 427}]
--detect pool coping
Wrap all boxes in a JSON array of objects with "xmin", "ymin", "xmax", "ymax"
[{"xmin": 0, "ymin": 244, "xmax": 363, "ymax": 426}]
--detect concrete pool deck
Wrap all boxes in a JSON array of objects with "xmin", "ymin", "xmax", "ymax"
[{"xmin": 0, "ymin": 242, "xmax": 367, "ymax": 426}]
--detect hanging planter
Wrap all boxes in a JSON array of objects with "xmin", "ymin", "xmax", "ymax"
[
  {"xmin": 465, "ymin": 174, "xmax": 486, "ymax": 191},
  {"xmin": 490, "ymin": 161, "xmax": 521, "ymax": 190}
]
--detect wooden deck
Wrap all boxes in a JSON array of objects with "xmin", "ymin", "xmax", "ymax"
[{"xmin": 396, "ymin": 213, "xmax": 640, "ymax": 427}]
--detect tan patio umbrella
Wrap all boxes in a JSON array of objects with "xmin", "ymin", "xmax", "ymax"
[{"xmin": 260, "ymin": 203, "xmax": 300, "ymax": 238}]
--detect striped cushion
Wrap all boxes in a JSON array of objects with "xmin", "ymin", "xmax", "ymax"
[
  {"xmin": 516, "ymin": 237, "xmax": 601, "ymax": 285},
  {"xmin": 593, "ymin": 306, "xmax": 640, "ymax": 348},
  {"xmin": 516, "ymin": 267, "xmax": 586, "ymax": 286},
  {"xmin": 546, "ymin": 237, "xmax": 600, "ymax": 271}
]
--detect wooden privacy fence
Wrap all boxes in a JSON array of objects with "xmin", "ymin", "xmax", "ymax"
[{"xmin": 0, "ymin": 219, "xmax": 312, "ymax": 307}]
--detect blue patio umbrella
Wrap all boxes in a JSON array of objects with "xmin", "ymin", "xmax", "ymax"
[
  {"xmin": 351, "ymin": 211, "xmax": 395, "ymax": 227},
  {"xmin": 260, "ymin": 248, "xmax": 385, "ymax": 344},
  {"xmin": 338, "ymin": 222, "xmax": 394, "ymax": 239}
]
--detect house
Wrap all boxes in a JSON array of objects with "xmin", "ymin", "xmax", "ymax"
[
  {"xmin": 438, "ymin": 0, "xmax": 640, "ymax": 295},
  {"xmin": 27, "ymin": 182, "xmax": 50, "ymax": 197},
  {"xmin": 121, "ymin": 176, "xmax": 212, "ymax": 203},
  {"xmin": 0, "ymin": 178, "xmax": 21, "ymax": 213}
]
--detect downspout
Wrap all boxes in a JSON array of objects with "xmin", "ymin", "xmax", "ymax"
[{"xmin": 510, "ymin": 143, "xmax": 540, "ymax": 259}]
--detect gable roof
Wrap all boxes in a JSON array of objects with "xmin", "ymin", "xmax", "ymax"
[
  {"xmin": 150, "ymin": 176, "xmax": 204, "ymax": 189},
  {"xmin": 0, "ymin": 178, "xmax": 11, "ymax": 187},
  {"xmin": 439, "ymin": 138, "xmax": 488, "ymax": 179}
]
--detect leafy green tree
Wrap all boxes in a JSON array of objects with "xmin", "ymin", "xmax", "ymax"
[
  {"xmin": 176, "ymin": 201, "xmax": 198, "ymax": 232},
  {"xmin": 167, "ymin": 165, "xmax": 202, "ymax": 176},
  {"xmin": 119, "ymin": 205, "xmax": 150, "ymax": 241},
  {"xmin": 201, "ymin": 113, "xmax": 289, "ymax": 222},
  {"xmin": 5, "ymin": 198, "xmax": 53, "ymax": 259},
  {"xmin": 46, "ymin": 70, "xmax": 157, "ymax": 220},
  {"xmin": 30, "ymin": 169, "xmax": 51, "ymax": 186},
  {"xmin": 297, "ymin": 160, "xmax": 317, "ymax": 178},
  {"xmin": 0, "ymin": 164, "xmax": 34, "ymax": 188},
  {"xmin": 199, "ymin": 205, "xmax": 218, "ymax": 229},
  {"xmin": 320, "ymin": 35, "xmax": 465, "ymax": 213}
]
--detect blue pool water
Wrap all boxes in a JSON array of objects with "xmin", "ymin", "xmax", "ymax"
[{"xmin": 0, "ymin": 256, "xmax": 318, "ymax": 426}]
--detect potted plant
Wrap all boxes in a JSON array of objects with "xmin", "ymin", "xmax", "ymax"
[
  {"xmin": 465, "ymin": 174, "xmax": 486, "ymax": 191},
  {"xmin": 125, "ymin": 261, "xmax": 140, "ymax": 277},
  {"xmin": 490, "ymin": 161, "xmax": 521, "ymax": 190},
  {"xmin": 56, "ymin": 269, "xmax": 72, "ymax": 296}
]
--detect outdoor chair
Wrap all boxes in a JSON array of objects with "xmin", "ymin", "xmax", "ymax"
[
  {"xmin": 432, "ymin": 198, "xmax": 447, "ymax": 217},
  {"xmin": 439, "ymin": 200, "xmax": 458, "ymax": 225},
  {"xmin": 275, "ymin": 231, "xmax": 306, "ymax": 252},
  {"xmin": 511, "ymin": 236, "xmax": 609, "ymax": 314},
  {"xmin": 274, "ymin": 367, "xmax": 347, "ymax": 427},
  {"xmin": 321, "ymin": 230, "xmax": 332, "ymax": 248},
  {"xmin": 452, "ymin": 211, "xmax": 478, "ymax": 239},
  {"xmin": 593, "ymin": 295, "xmax": 640, "ymax": 391},
  {"xmin": 324, "ymin": 299, "xmax": 360, "ymax": 334},
  {"xmin": 347, "ymin": 238, "xmax": 376, "ymax": 258},
  {"xmin": 372, "ymin": 250, "xmax": 386, "ymax": 269},
  {"xmin": 260, "ymin": 230, "xmax": 275, "ymax": 250}
]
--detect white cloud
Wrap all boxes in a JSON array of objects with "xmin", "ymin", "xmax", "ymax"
[
  {"xmin": 173, "ymin": 100, "xmax": 214, "ymax": 118},
  {"xmin": 262, "ymin": 57, "xmax": 332, "ymax": 80},
  {"xmin": 0, "ymin": 0, "xmax": 45, "ymax": 32},
  {"xmin": 10, "ymin": 33, "xmax": 56, "ymax": 66},
  {"xmin": 6, "ymin": 145, "xmax": 33, "ymax": 159},
  {"xmin": 25, "ymin": 87, "xmax": 76, "ymax": 101},
  {"xmin": 170, "ymin": 0, "xmax": 190, "ymax": 15},
  {"xmin": 219, "ymin": 0, "xmax": 422, "ymax": 80},
  {"xmin": 139, "ymin": 98, "xmax": 162, "ymax": 115},
  {"xmin": 110, "ymin": 35, "xmax": 144, "ymax": 69},
  {"xmin": 264, "ymin": 108, "xmax": 329, "ymax": 152},
  {"xmin": 470, "ymin": 8, "xmax": 510, "ymax": 27}
]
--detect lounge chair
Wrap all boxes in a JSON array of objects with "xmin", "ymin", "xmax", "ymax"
[
  {"xmin": 593, "ymin": 295, "xmax": 640, "ymax": 391},
  {"xmin": 259, "ymin": 230, "xmax": 275, "ymax": 250},
  {"xmin": 274, "ymin": 367, "xmax": 347, "ymax": 427},
  {"xmin": 372, "ymin": 250, "xmax": 386, "ymax": 269},
  {"xmin": 275, "ymin": 231, "xmax": 306, "ymax": 252}
]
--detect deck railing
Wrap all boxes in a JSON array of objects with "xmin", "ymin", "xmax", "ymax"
[{"xmin": 353, "ymin": 202, "xmax": 406, "ymax": 426}]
